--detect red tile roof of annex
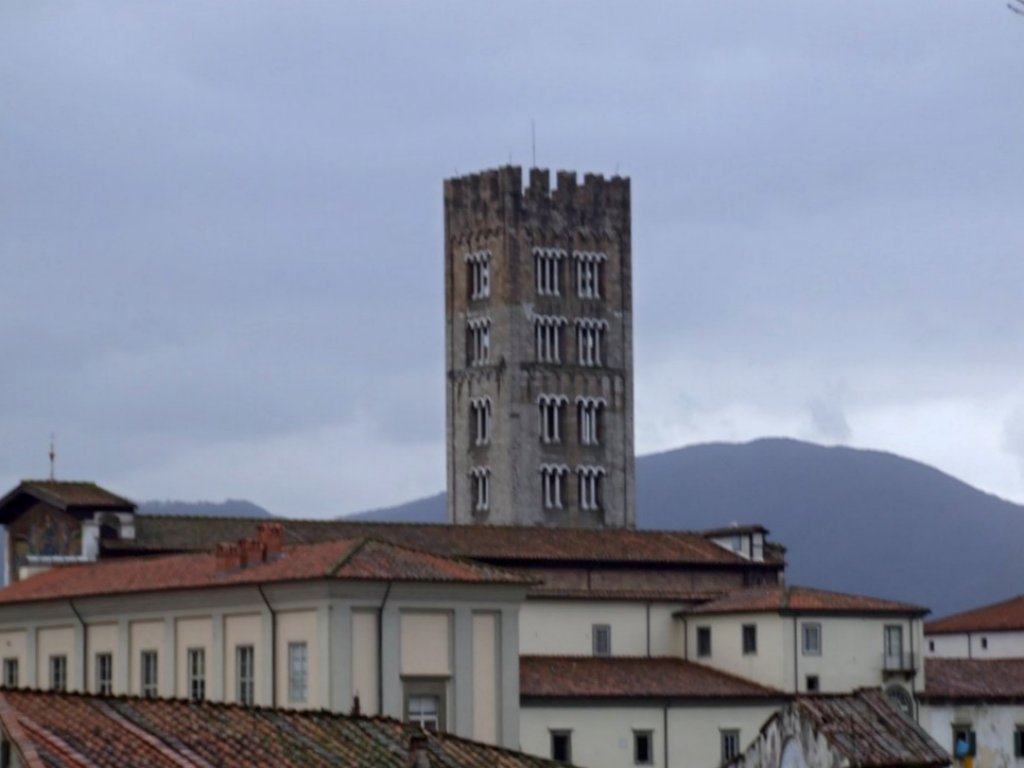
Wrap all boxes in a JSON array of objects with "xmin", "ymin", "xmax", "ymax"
[
  {"xmin": 925, "ymin": 594, "xmax": 1024, "ymax": 634},
  {"xmin": 0, "ymin": 689, "xmax": 564, "ymax": 768},
  {"xmin": 685, "ymin": 585, "xmax": 928, "ymax": 616},
  {"xmin": 921, "ymin": 658, "xmax": 1024, "ymax": 702},
  {"xmin": 106, "ymin": 516, "xmax": 784, "ymax": 568},
  {"xmin": 519, "ymin": 656, "xmax": 784, "ymax": 699},
  {"xmin": 0, "ymin": 538, "xmax": 531, "ymax": 605}
]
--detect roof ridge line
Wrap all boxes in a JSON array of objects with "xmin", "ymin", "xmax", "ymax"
[{"xmin": 327, "ymin": 537, "xmax": 371, "ymax": 576}]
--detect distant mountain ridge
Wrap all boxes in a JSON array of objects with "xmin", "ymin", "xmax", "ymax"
[
  {"xmin": 138, "ymin": 499, "xmax": 273, "ymax": 518},
  {"xmin": 346, "ymin": 438, "xmax": 1024, "ymax": 618}
]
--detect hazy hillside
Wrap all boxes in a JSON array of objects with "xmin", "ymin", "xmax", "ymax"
[
  {"xmin": 347, "ymin": 438, "xmax": 1024, "ymax": 618},
  {"xmin": 138, "ymin": 499, "xmax": 273, "ymax": 518}
]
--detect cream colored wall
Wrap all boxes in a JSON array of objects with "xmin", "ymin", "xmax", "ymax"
[
  {"xmin": 37, "ymin": 626, "xmax": 75, "ymax": 691},
  {"xmin": 688, "ymin": 614, "xmax": 789, "ymax": 690},
  {"xmin": 175, "ymin": 617, "xmax": 212, "ymax": 699},
  {"xmin": 351, "ymin": 609, "xmax": 378, "ymax": 715},
  {"xmin": 687, "ymin": 613, "xmax": 925, "ymax": 693},
  {"xmin": 275, "ymin": 609, "xmax": 317, "ymax": 709},
  {"xmin": 472, "ymin": 612, "xmax": 499, "ymax": 744},
  {"xmin": 520, "ymin": 703, "xmax": 780, "ymax": 768},
  {"xmin": 920, "ymin": 702, "xmax": 1024, "ymax": 768},
  {"xmin": 927, "ymin": 631, "xmax": 1024, "ymax": 659},
  {"xmin": 129, "ymin": 619, "xmax": 164, "ymax": 696},
  {"xmin": 0, "ymin": 630, "xmax": 27, "ymax": 686},
  {"xmin": 520, "ymin": 601, "xmax": 648, "ymax": 656},
  {"xmin": 87, "ymin": 623, "xmax": 118, "ymax": 694},
  {"xmin": 400, "ymin": 612, "xmax": 451, "ymax": 675},
  {"xmin": 224, "ymin": 613, "xmax": 261, "ymax": 705}
]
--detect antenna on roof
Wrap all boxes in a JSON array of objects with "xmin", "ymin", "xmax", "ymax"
[
  {"xmin": 49, "ymin": 434, "xmax": 56, "ymax": 480},
  {"xmin": 531, "ymin": 119, "xmax": 536, "ymax": 168}
]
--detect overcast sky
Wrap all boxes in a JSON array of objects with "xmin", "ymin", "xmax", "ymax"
[{"xmin": 2, "ymin": 2, "xmax": 1022, "ymax": 517}]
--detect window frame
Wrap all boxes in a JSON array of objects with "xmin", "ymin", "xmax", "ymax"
[
  {"xmin": 236, "ymin": 644, "xmax": 255, "ymax": 706},
  {"xmin": 49, "ymin": 654, "xmax": 67, "ymax": 692},
  {"xmin": 696, "ymin": 626, "xmax": 712, "ymax": 658},
  {"xmin": 721, "ymin": 729, "xmax": 741, "ymax": 763},
  {"xmin": 550, "ymin": 729, "xmax": 573, "ymax": 763},
  {"xmin": 403, "ymin": 678, "xmax": 447, "ymax": 732},
  {"xmin": 469, "ymin": 466, "xmax": 491, "ymax": 513},
  {"xmin": 1014, "ymin": 726, "xmax": 1024, "ymax": 758},
  {"xmin": 633, "ymin": 729, "xmax": 654, "ymax": 765},
  {"xmin": 287, "ymin": 641, "xmax": 309, "ymax": 704},
  {"xmin": 805, "ymin": 674, "xmax": 820, "ymax": 692},
  {"xmin": 592, "ymin": 624, "xmax": 612, "ymax": 656},
  {"xmin": 540, "ymin": 464, "xmax": 568, "ymax": 510},
  {"xmin": 742, "ymin": 623, "xmax": 757, "ymax": 655},
  {"xmin": 2, "ymin": 658, "xmax": 18, "ymax": 688},
  {"xmin": 952, "ymin": 724, "xmax": 976, "ymax": 758},
  {"xmin": 95, "ymin": 652, "xmax": 113, "ymax": 695},
  {"xmin": 141, "ymin": 649, "xmax": 158, "ymax": 698},
  {"xmin": 802, "ymin": 622, "xmax": 822, "ymax": 656},
  {"xmin": 187, "ymin": 647, "xmax": 206, "ymax": 702}
]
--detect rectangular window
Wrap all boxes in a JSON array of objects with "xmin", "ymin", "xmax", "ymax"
[
  {"xmin": 540, "ymin": 465, "xmax": 567, "ymax": 510},
  {"xmin": 534, "ymin": 247, "xmax": 564, "ymax": 296},
  {"xmin": 2, "ymin": 658, "xmax": 18, "ymax": 688},
  {"xmin": 288, "ymin": 641, "xmax": 308, "ymax": 704},
  {"xmin": 592, "ymin": 624, "xmax": 611, "ymax": 656},
  {"xmin": 805, "ymin": 675, "xmax": 820, "ymax": 692},
  {"xmin": 95, "ymin": 652, "xmax": 113, "ymax": 696},
  {"xmin": 802, "ymin": 622, "xmax": 822, "ymax": 656},
  {"xmin": 578, "ymin": 398, "xmax": 604, "ymax": 446},
  {"xmin": 404, "ymin": 680, "xmax": 447, "ymax": 731},
  {"xmin": 697, "ymin": 626, "xmax": 712, "ymax": 658},
  {"xmin": 236, "ymin": 645, "xmax": 255, "ymax": 705},
  {"xmin": 634, "ymin": 730, "xmax": 654, "ymax": 765},
  {"xmin": 574, "ymin": 252, "xmax": 604, "ymax": 299},
  {"xmin": 576, "ymin": 320, "xmax": 607, "ymax": 366},
  {"xmin": 884, "ymin": 625, "xmax": 905, "ymax": 669},
  {"xmin": 721, "ymin": 729, "xmax": 741, "ymax": 762},
  {"xmin": 981, "ymin": 637, "xmax": 988, "ymax": 650},
  {"xmin": 141, "ymin": 650, "xmax": 158, "ymax": 698},
  {"xmin": 466, "ymin": 250, "xmax": 491, "ymax": 301},
  {"xmin": 469, "ymin": 467, "xmax": 490, "ymax": 512},
  {"xmin": 742, "ymin": 624, "xmax": 757, "ymax": 655},
  {"xmin": 49, "ymin": 655, "xmax": 67, "ymax": 692},
  {"xmin": 467, "ymin": 318, "xmax": 491, "ymax": 366},
  {"xmin": 952, "ymin": 725, "xmax": 976, "ymax": 758},
  {"xmin": 187, "ymin": 648, "xmax": 205, "ymax": 701},
  {"xmin": 578, "ymin": 466, "xmax": 604, "ymax": 511},
  {"xmin": 534, "ymin": 316, "xmax": 564, "ymax": 363},
  {"xmin": 551, "ymin": 730, "xmax": 572, "ymax": 763},
  {"xmin": 1014, "ymin": 726, "xmax": 1024, "ymax": 758},
  {"xmin": 928, "ymin": 640, "xmax": 935, "ymax": 652}
]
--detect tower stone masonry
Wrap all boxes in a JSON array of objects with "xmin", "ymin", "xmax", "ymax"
[{"xmin": 444, "ymin": 166, "xmax": 635, "ymax": 528}]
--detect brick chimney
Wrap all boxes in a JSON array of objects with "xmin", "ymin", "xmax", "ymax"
[
  {"xmin": 216, "ymin": 542, "xmax": 241, "ymax": 572},
  {"xmin": 257, "ymin": 522, "xmax": 284, "ymax": 559},
  {"xmin": 238, "ymin": 537, "xmax": 265, "ymax": 568}
]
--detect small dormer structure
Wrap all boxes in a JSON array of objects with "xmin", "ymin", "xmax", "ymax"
[
  {"xmin": 703, "ymin": 524, "xmax": 769, "ymax": 563},
  {"xmin": 0, "ymin": 480, "xmax": 136, "ymax": 584}
]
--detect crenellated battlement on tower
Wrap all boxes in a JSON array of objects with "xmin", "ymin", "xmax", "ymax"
[{"xmin": 444, "ymin": 166, "xmax": 630, "ymax": 240}]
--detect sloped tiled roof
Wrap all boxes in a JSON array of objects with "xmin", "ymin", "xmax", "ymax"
[
  {"xmin": 0, "ymin": 481, "xmax": 135, "ymax": 512},
  {"xmin": 527, "ymin": 586, "xmax": 723, "ymax": 603},
  {"xmin": 0, "ymin": 538, "xmax": 530, "ymax": 605},
  {"xmin": 0, "ymin": 689, "xmax": 564, "ymax": 768},
  {"xmin": 110, "ymin": 516, "xmax": 782, "ymax": 567},
  {"xmin": 686, "ymin": 585, "xmax": 927, "ymax": 616},
  {"xmin": 777, "ymin": 690, "xmax": 948, "ymax": 768},
  {"xmin": 925, "ymin": 594, "xmax": 1024, "ymax": 634},
  {"xmin": 519, "ymin": 656, "xmax": 784, "ymax": 699},
  {"xmin": 920, "ymin": 658, "xmax": 1024, "ymax": 702}
]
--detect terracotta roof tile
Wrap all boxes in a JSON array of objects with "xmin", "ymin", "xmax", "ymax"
[
  {"xmin": 2, "ymin": 481, "xmax": 135, "ymax": 511},
  {"xmin": 0, "ymin": 689, "xmax": 565, "ymax": 767},
  {"xmin": 921, "ymin": 658, "xmax": 1024, "ymax": 701},
  {"xmin": 519, "ymin": 655, "xmax": 784, "ymax": 699},
  {"xmin": 0, "ymin": 537, "xmax": 530, "ymax": 605},
  {"xmin": 925, "ymin": 594, "xmax": 1024, "ymax": 634},
  {"xmin": 527, "ymin": 587, "xmax": 724, "ymax": 602},
  {"xmin": 760, "ymin": 690, "xmax": 949, "ymax": 768},
  {"xmin": 687, "ymin": 585, "xmax": 927, "ymax": 616},
  {"xmin": 113, "ymin": 517, "xmax": 779, "ymax": 568}
]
